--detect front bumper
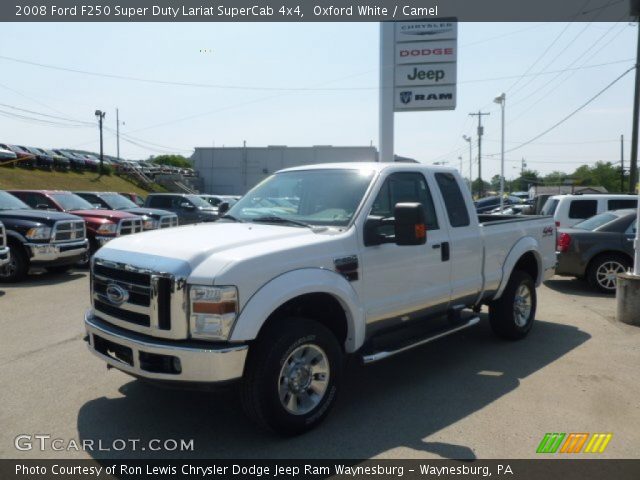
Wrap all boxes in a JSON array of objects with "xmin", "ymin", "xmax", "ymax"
[
  {"xmin": 84, "ymin": 311, "xmax": 248, "ymax": 383},
  {"xmin": 26, "ymin": 239, "xmax": 89, "ymax": 263},
  {"xmin": 0, "ymin": 246, "xmax": 9, "ymax": 267}
]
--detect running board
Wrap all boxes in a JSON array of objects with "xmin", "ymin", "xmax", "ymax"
[{"xmin": 361, "ymin": 316, "xmax": 481, "ymax": 365}]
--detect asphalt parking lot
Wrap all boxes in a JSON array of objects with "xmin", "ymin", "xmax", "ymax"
[{"xmin": 1, "ymin": 271, "xmax": 639, "ymax": 460}]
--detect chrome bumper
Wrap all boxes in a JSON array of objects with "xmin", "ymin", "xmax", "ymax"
[
  {"xmin": 26, "ymin": 239, "xmax": 88, "ymax": 262},
  {"xmin": 84, "ymin": 311, "xmax": 248, "ymax": 383},
  {"xmin": 0, "ymin": 246, "xmax": 9, "ymax": 267}
]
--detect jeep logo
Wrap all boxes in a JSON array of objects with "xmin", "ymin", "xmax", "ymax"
[{"xmin": 105, "ymin": 283, "xmax": 129, "ymax": 306}]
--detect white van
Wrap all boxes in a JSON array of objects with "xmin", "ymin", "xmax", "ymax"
[{"xmin": 541, "ymin": 194, "xmax": 638, "ymax": 228}]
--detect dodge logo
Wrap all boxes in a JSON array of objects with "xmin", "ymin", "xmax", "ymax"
[
  {"xmin": 400, "ymin": 91, "xmax": 412, "ymax": 104},
  {"xmin": 106, "ymin": 283, "xmax": 129, "ymax": 306}
]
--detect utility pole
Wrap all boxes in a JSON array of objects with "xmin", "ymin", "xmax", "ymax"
[
  {"xmin": 494, "ymin": 93, "xmax": 506, "ymax": 212},
  {"xmin": 621, "ymin": 134, "xmax": 625, "ymax": 192},
  {"xmin": 469, "ymin": 110, "xmax": 490, "ymax": 197},
  {"xmin": 630, "ymin": 19, "xmax": 640, "ymax": 193},
  {"xmin": 463, "ymin": 135, "xmax": 472, "ymax": 195},
  {"xmin": 458, "ymin": 156, "xmax": 463, "ymax": 175},
  {"xmin": 94, "ymin": 110, "xmax": 105, "ymax": 172}
]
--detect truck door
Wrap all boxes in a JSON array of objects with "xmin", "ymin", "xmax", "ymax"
[{"xmin": 360, "ymin": 172, "xmax": 452, "ymax": 327}]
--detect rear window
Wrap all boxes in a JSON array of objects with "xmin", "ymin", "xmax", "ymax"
[
  {"xmin": 434, "ymin": 173, "xmax": 470, "ymax": 227},
  {"xmin": 608, "ymin": 199, "xmax": 637, "ymax": 210},
  {"xmin": 568, "ymin": 200, "xmax": 598, "ymax": 219},
  {"xmin": 573, "ymin": 212, "xmax": 618, "ymax": 231},
  {"xmin": 541, "ymin": 199, "xmax": 559, "ymax": 216}
]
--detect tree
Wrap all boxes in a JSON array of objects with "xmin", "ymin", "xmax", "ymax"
[
  {"xmin": 514, "ymin": 169, "xmax": 541, "ymax": 191},
  {"xmin": 571, "ymin": 161, "xmax": 623, "ymax": 192},
  {"xmin": 490, "ymin": 174, "xmax": 502, "ymax": 192},
  {"xmin": 542, "ymin": 170, "xmax": 568, "ymax": 186},
  {"xmin": 472, "ymin": 178, "xmax": 491, "ymax": 197},
  {"xmin": 149, "ymin": 155, "xmax": 192, "ymax": 169}
]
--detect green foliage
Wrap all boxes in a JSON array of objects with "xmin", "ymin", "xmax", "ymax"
[
  {"xmin": 149, "ymin": 155, "xmax": 192, "ymax": 169},
  {"xmin": 513, "ymin": 169, "xmax": 541, "ymax": 191},
  {"xmin": 572, "ymin": 161, "xmax": 624, "ymax": 192}
]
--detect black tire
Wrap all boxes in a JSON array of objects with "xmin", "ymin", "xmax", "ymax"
[
  {"xmin": 587, "ymin": 253, "xmax": 630, "ymax": 294},
  {"xmin": 0, "ymin": 244, "xmax": 29, "ymax": 283},
  {"xmin": 489, "ymin": 270, "xmax": 536, "ymax": 340},
  {"xmin": 45, "ymin": 265, "xmax": 73, "ymax": 274},
  {"xmin": 240, "ymin": 317, "xmax": 343, "ymax": 436}
]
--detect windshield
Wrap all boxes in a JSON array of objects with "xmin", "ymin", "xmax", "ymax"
[
  {"xmin": 227, "ymin": 168, "xmax": 375, "ymax": 227},
  {"xmin": 101, "ymin": 193, "xmax": 137, "ymax": 210},
  {"xmin": 573, "ymin": 212, "xmax": 618, "ymax": 231},
  {"xmin": 541, "ymin": 199, "xmax": 559, "ymax": 216},
  {"xmin": 0, "ymin": 191, "xmax": 31, "ymax": 210},
  {"xmin": 50, "ymin": 193, "xmax": 95, "ymax": 211},
  {"xmin": 187, "ymin": 195, "xmax": 216, "ymax": 209}
]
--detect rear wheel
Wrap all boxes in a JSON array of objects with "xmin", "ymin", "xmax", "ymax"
[
  {"xmin": 0, "ymin": 244, "xmax": 29, "ymax": 283},
  {"xmin": 240, "ymin": 317, "xmax": 343, "ymax": 436},
  {"xmin": 587, "ymin": 253, "xmax": 630, "ymax": 294},
  {"xmin": 489, "ymin": 270, "xmax": 536, "ymax": 340}
]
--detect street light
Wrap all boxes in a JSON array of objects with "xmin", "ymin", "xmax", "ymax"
[
  {"xmin": 493, "ymin": 93, "xmax": 506, "ymax": 212},
  {"xmin": 95, "ymin": 110, "xmax": 106, "ymax": 172},
  {"xmin": 462, "ymin": 135, "xmax": 472, "ymax": 195}
]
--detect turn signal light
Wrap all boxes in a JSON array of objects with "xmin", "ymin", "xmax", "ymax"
[
  {"xmin": 192, "ymin": 301, "xmax": 236, "ymax": 315},
  {"xmin": 415, "ymin": 223, "xmax": 426, "ymax": 240},
  {"xmin": 557, "ymin": 232, "xmax": 572, "ymax": 253}
]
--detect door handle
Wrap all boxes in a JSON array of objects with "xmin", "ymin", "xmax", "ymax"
[{"xmin": 441, "ymin": 242, "xmax": 450, "ymax": 262}]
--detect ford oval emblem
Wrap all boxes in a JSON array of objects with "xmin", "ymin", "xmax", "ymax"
[{"xmin": 106, "ymin": 283, "xmax": 129, "ymax": 306}]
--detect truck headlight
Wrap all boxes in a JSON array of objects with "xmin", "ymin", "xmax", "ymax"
[
  {"xmin": 25, "ymin": 226, "xmax": 52, "ymax": 240},
  {"xmin": 189, "ymin": 286, "xmax": 238, "ymax": 340},
  {"xmin": 96, "ymin": 222, "xmax": 117, "ymax": 235},
  {"xmin": 141, "ymin": 216, "xmax": 158, "ymax": 230}
]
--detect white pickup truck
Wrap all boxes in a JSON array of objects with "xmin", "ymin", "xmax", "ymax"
[{"xmin": 84, "ymin": 163, "xmax": 556, "ymax": 435}]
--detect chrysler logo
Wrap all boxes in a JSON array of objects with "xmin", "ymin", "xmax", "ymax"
[{"xmin": 106, "ymin": 283, "xmax": 129, "ymax": 306}]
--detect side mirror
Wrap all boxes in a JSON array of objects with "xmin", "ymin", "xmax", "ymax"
[
  {"xmin": 180, "ymin": 202, "xmax": 195, "ymax": 210},
  {"xmin": 218, "ymin": 201, "xmax": 230, "ymax": 216},
  {"xmin": 394, "ymin": 203, "xmax": 427, "ymax": 246}
]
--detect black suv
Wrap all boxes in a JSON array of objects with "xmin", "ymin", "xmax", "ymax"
[{"xmin": 144, "ymin": 193, "xmax": 217, "ymax": 225}]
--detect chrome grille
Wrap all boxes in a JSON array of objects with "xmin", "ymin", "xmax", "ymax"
[
  {"xmin": 91, "ymin": 258, "xmax": 186, "ymax": 339},
  {"xmin": 52, "ymin": 220, "xmax": 86, "ymax": 243},
  {"xmin": 159, "ymin": 215, "xmax": 179, "ymax": 228},
  {"xmin": 117, "ymin": 218, "xmax": 143, "ymax": 236}
]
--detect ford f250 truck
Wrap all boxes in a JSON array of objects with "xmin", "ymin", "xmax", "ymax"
[
  {"xmin": 84, "ymin": 163, "xmax": 556, "ymax": 435},
  {"xmin": 0, "ymin": 191, "xmax": 88, "ymax": 281}
]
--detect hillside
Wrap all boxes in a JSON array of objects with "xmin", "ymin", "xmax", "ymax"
[{"xmin": 0, "ymin": 168, "xmax": 151, "ymax": 195}]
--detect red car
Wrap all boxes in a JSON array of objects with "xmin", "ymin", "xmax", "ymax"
[{"xmin": 8, "ymin": 190, "xmax": 144, "ymax": 256}]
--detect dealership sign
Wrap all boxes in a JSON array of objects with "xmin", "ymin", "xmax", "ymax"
[{"xmin": 392, "ymin": 19, "xmax": 457, "ymax": 111}]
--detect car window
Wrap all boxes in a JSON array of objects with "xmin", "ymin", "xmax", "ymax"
[
  {"xmin": 21, "ymin": 193, "xmax": 56, "ymax": 210},
  {"xmin": 541, "ymin": 199, "xmax": 559, "ymax": 216},
  {"xmin": 608, "ymin": 199, "xmax": 637, "ymax": 210},
  {"xmin": 370, "ymin": 172, "xmax": 439, "ymax": 234},
  {"xmin": 77, "ymin": 193, "xmax": 104, "ymax": 208},
  {"xmin": 573, "ymin": 212, "xmax": 618, "ymax": 231},
  {"xmin": 148, "ymin": 196, "xmax": 173, "ymax": 209},
  {"xmin": 626, "ymin": 219, "xmax": 638, "ymax": 236},
  {"xmin": 434, "ymin": 172, "xmax": 470, "ymax": 227},
  {"xmin": 568, "ymin": 200, "xmax": 598, "ymax": 219}
]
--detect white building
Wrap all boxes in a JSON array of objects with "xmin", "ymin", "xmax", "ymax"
[{"xmin": 191, "ymin": 145, "xmax": 384, "ymax": 195}]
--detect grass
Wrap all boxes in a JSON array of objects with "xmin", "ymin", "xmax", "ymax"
[{"xmin": 0, "ymin": 167, "xmax": 156, "ymax": 195}]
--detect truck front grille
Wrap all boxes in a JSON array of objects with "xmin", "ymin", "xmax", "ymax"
[
  {"xmin": 52, "ymin": 220, "xmax": 86, "ymax": 243},
  {"xmin": 159, "ymin": 215, "xmax": 179, "ymax": 228},
  {"xmin": 91, "ymin": 258, "xmax": 184, "ymax": 339},
  {"xmin": 117, "ymin": 218, "xmax": 143, "ymax": 236}
]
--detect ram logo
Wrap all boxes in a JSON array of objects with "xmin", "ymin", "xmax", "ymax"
[
  {"xmin": 400, "ymin": 91, "xmax": 413, "ymax": 104},
  {"xmin": 105, "ymin": 283, "xmax": 129, "ymax": 306}
]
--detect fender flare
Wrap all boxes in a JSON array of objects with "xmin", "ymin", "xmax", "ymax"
[
  {"xmin": 229, "ymin": 268, "xmax": 365, "ymax": 353},
  {"xmin": 494, "ymin": 236, "xmax": 543, "ymax": 300}
]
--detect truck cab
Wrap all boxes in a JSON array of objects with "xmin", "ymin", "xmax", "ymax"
[{"xmin": 84, "ymin": 163, "xmax": 556, "ymax": 435}]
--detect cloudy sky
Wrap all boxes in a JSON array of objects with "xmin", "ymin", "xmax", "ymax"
[{"xmin": 0, "ymin": 21, "xmax": 636, "ymax": 179}]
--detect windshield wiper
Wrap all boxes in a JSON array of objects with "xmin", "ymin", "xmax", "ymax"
[
  {"xmin": 251, "ymin": 215, "xmax": 312, "ymax": 228},
  {"xmin": 220, "ymin": 214, "xmax": 244, "ymax": 222}
]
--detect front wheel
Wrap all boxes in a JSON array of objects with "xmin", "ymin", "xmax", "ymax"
[
  {"xmin": 489, "ymin": 270, "xmax": 536, "ymax": 340},
  {"xmin": 0, "ymin": 244, "xmax": 29, "ymax": 283},
  {"xmin": 240, "ymin": 317, "xmax": 343, "ymax": 436}
]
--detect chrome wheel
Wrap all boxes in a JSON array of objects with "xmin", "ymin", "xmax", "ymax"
[
  {"xmin": 278, "ymin": 344, "xmax": 329, "ymax": 416},
  {"xmin": 513, "ymin": 283, "xmax": 532, "ymax": 327},
  {"xmin": 596, "ymin": 261, "xmax": 625, "ymax": 291}
]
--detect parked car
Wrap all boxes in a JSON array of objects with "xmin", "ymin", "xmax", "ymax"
[
  {"xmin": 0, "ymin": 191, "xmax": 88, "ymax": 281},
  {"xmin": 74, "ymin": 191, "xmax": 178, "ymax": 230},
  {"xmin": 53, "ymin": 149, "xmax": 88, "ymax": 171},
  {"xmin": 511, "ymin": 191, "xmax": 530, "ymax": 201},
  {"xmin": 39, "ymin": 149, "xmax": 70, "ymax": 171},
  {"xmin": 0, "ymin": 144, "xmax": 33, "ymax": 168},
  {"xmin": 9, "ymin": 190, "xmax": 143, "ymax": 258},
  {"xmin": 0, "ymin": 221, "xmax": 9, "ymax": 271},
  {"xmin": 20, "ymin": 146, "xmax": 54, "ymax": 170},
  {"xmin": 541, "ymin": 194, "xmax": 638, "ymax": 228},
  {"xmin": 84, "ymin": 163, "xmax": 556, "ymax": 434},
  {"xmin": 144, "ymin": 193, "xmax": 218, "ymax": 224},
  {"xmin": 555, "ymin": 209, "xmax": 637, "ymax": 293},
  {"xmin": 81, "ymin": 154, "xmax": 101, "ymax": 171},
  {"xmin": 0, "ymin": 147, "xmax": 17, "ymax": 167},
  {"xmin": 199, "ymin": 194, "xmax": 240, "ymax": 213},
  {"xmin": 119, "ymin": 192, "xmax": 145, "ymax": 207},
  {"xmin": 474, "ymin": 195, "xmax": 523, "ymax": 213}
]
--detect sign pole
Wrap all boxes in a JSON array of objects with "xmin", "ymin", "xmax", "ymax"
[{"xmin": 379, "ymin": 22, "xmax": 395, "ymax": 163}]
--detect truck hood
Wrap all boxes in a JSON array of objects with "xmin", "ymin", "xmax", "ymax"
[
  {"xmin": 0, "ymin": 209, "xmax": 82, "ymax": 224},
  {"xmin": 99, "ymin": 222, "xmax": 318, "ymax": 269},
  {"xmin": 121, "ymin": 207, "xmax": 175, "ymax": 218},
  {"xmin": 69, "ymin": 209, "xmax": 136, "ymax": 220}
]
